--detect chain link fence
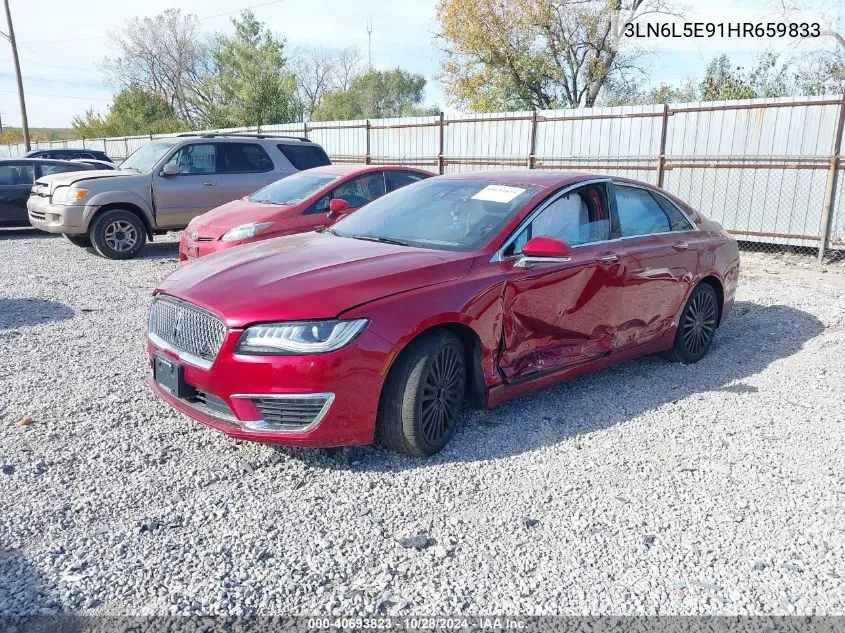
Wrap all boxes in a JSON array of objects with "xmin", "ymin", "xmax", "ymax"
[{"xmin": 3, "ymin": 95, "xmax": 844, "ymax": 260}]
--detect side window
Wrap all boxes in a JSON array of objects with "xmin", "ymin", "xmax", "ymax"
[
  {"xmin": 219, "ymin": 143, "xmax": 274, "ymax": 174},
  {"xmin": 386, "ymin": 170, "xmax": 426, "ymax": 192},
  {"xmin": 0, "ymin": 163, "xmax": 34, "ymax": 185},
  {"xmin": 306, "ymin": 195, "xmax": 330, "ymax": 215},
  {"xmin": 505, "ymin": 185, "xmax": 611, "ymax": 255},
  {"xmin": 164, "ymin": 143, "xmax": 217, "ymax": 175},
  {"xmin": 40, "ymin": 164, "xmax": 80, "ymax": 177},
  {"xmin": 277, "ymin": 144, "xmax": 331, "ymax": 170},
  {"xmin": 652, "ymin": 192, "xmax": 695, "ymax": 231},
  {"xmin": 332, "ymin": 173, "xmax": 386, "ymax": 208},
  {"xmin": 615, "ymin": 185, "xmax": 671, "ymax": 237}
]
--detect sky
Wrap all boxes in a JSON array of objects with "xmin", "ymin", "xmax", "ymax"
[{"xmin": 0, "ymin": 0, "xmax": 837, "ymax": 129}]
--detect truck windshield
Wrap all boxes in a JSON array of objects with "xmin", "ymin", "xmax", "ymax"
[{"xmin": 120, "ymin": 141, "xmax": 178, "ymax": 173}]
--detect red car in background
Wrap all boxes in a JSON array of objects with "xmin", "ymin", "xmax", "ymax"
[
  {"xmin": 149, "ymin": 171, "xmax": 739, "ymax": 456},
  {"xmin": 179, "ymin": 164, "xmax": 433, "ymax": 261}
]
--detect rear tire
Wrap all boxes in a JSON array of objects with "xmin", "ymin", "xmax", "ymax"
[
  {"xmin": 377, "ymin": 330, "xmax": 466, "ymax": 457},
  {"xmin": 63, "ymin": 233, "xmax": 91, "ymax": 248},
  {"xmin": 89, "ymin": 209, "xmax": 147, "ymax": 260},
  {"xmin": 666, "ymin": 283, "xmax": 719, "ymax": 363}
]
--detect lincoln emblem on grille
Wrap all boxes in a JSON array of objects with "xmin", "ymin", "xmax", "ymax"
[{"xmin": 172, "ymin": 311, "xmax": 184, "ymax": 339}]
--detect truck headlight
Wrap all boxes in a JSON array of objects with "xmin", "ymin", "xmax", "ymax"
[
  {"xmin": 235, "ymin": 319, "xmax": 369, "ymax": 355},
  {"xmin": 52, "ymin": 186, "xmax": 89, "ymax": 204}
]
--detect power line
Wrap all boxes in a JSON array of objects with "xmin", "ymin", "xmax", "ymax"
[
  {"xmin": 14, "ymin": 0, "xmax": 288, "ymax": 47},
  {"xmin": 0, "ymin": 88, "xmax": 110, "ymax": 101}
]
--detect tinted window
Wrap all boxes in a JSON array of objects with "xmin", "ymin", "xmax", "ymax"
[
  {"xmin": 386, "ymin": 170, "xmax": 427, "ymax": 191},
  {"xmin": 165, "ymin": 143, "xmax": 216, "ymax": 175},
  {"xmin": 40, "ymin": 163, "xmax": 84, "ymax": 176},
  {"xmin": 0, "ymin": 163, "xmax": 34, "ymax": 185},
  {"xmin": 332, "ymin": 179, "xmax": 542, "ymax": 252},
  {"xmin": 332, "ymin": 173, "xmax": 386, "ymax": 208},
  {"xmin": 652, "ymin": 192, "xmax": 694, "ymax": 231},
  {"xmin": 615, "ymin": 185, "xmax": 671, "ymax": 237},
  {"xmin": 219, "ymin": 143, "xmax": 274, "ymax": 173},
  {"xmin": 277, "ymin": 144, "xmax": 330, "ymax": 170},
  {"xmin": 506, "ymin": 185, "xmax": 611, "ymax": 255},
  {"xmin": 250, "ymin": 172, "xmax": 340, "ymax": 205}
]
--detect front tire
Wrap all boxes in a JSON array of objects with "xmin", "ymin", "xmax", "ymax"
[
  {"xmin": 377, "ymin": 330, "xmax": 466, "ymax": 457},
  {"xmin": 63, "ymin": 233, "xmax": 91, "ymax": 248},
  {"xmin": 667, "ymin": 283, "xmax": 719, "ymax": 363},
  {"xmin": 89, "ymin": 209, "xmax": 147, "ymax": 260}
]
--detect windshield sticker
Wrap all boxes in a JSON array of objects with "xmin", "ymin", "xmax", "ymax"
[{"xmin": 471, "ymin": 185, "xmax": 527, "ymax": 203}]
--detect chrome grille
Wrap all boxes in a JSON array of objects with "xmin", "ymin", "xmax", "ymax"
[
  {"xmin": 149, "ymin": 296, "xmax": 226, "ymax": 366},
  {"xmin": 249, "ymin": 394, "xmax": 333, "ymax": 432}
]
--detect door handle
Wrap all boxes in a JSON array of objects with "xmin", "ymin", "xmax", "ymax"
[
  {"xmin": 202, "ymin": 182, "xmax": 216, "ymax": 187},
  {"xmin": 596, "ymin": 253, "xmax": 620, "ymax": 264},
  {"xmin": 672, "ymin": 241, "xmax": 689, "ymax": 251}
]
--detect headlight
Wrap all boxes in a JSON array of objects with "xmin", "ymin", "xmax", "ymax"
[
  {"xmin": 235, "ymin": 319, "xmax": 369, "ymax": 355},
  {"xmin": 221, "ymin": 222, "xmax": 275, "ymax": 242},
  {"xmin": 52, "ymin": 186, "xmax": 89, "ymax": 204}
]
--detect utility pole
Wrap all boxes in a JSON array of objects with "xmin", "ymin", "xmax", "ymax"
[
  {"xmin": 1, "ymin": 0, "xmax": 30, "ymax": 151},
  {"xmin": 366, "ymin": 16, "xmax": 372, "ymax": 70}
]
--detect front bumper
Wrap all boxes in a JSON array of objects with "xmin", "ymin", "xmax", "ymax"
[
  {"xmin": 178, "ymin": 232, "xmax": 243, "ymax": 263},
  {"xmin": 27, "ymin": 197, "xmax": 88, "ymax": 234},
  {"xmin": 146, "ymin": 327, "xmax": 394, "ymax": 447}
]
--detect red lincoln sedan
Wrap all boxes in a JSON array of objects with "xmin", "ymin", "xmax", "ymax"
[
  {"xmin": 148, "ymin": 171, "xmax": 739, "ymax": 456},
  {"xmin": 178, "ymin": 164, "xmax": 434, "ymax": 261}
]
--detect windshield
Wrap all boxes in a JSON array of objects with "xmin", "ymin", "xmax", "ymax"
[
  {"xmin": 120, "ymin": 141, "xmax": 178, "ymax": 173},
  {"xmin": 249, "ymin": 172, "xmax": 339, "ymax": 205},
  {"xmin": 330, "ymin": 179, "xmax": 543, "ymax": 251}
]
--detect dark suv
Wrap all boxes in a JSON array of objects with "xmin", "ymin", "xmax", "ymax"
[{"xmin": 24, "ymin": 149, "xmax": 114, "ymax": 163}]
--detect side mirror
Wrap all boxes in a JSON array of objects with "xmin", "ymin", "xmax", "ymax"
[
  {"xmin": 516, "ymin": 236, "xmax": 572, "ymax": 268},
  {"xmin": 327, "ymin": 198, "xmax": 350, "ymax": 220},
  {"xmin": 161, "ymin": 163, "xmax": 180, "ymax": 177}
]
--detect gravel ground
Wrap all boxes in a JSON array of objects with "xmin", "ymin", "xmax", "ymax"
[{"xmin": 1, "ymin": 230, "xmax": 844, "ymax": 619}]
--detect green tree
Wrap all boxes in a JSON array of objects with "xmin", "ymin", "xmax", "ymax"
[
  {"xmin": 71, "ymin": 87, "xmax": 185, "ymax": 137},
  {"xmin": 206, "ymin": 11, "xmax": 299, "ymax": 127},
  {"xmin": 700, "ymin": 55, "xmax": 756, "ymax": 101},
  {"xmin": 312, "ymin": 69, "xmax": 436, "ymax": 120}
]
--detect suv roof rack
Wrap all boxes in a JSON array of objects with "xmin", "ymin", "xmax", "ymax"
[{"xmin": 176, "ymin": 132, "xmax": 310, "ymax": 142}]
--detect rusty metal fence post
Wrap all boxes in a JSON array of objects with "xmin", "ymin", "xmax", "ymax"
[
  {"xmin": 818, "ymin": 93, "xmax": 845, "ymax": 261},
  {"xmin": 438, "ymin": 111, "xmax": 445, "ymax": 175},
  {"xmin": 656, "ymin": 104, "xmax": 669, "ymax": 188},
  {"xmin": 528, "ymin": 110, "xmax": 538, "ymax": 169},
  {"xmin": 364, "ymin": 119, "xmax": 371, "ymax": 164}
]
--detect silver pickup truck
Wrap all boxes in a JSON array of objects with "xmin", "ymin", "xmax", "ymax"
[{"xmin": 27, "ymin": 133, "xmax": 331, "ymax": 259}]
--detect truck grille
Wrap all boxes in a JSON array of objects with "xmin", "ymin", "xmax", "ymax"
[
  {"xmin": 248, "ymin": 394, "xmax": 334, "ymax": 432},
  {"xmin": 149, "ymin": 296, "xmax": 226, "ymax": 366}
]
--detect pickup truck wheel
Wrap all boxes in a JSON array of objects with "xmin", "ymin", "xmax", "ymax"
[
  {"xmin": 90, "ymin": 210, "xmax": 147, "ymax": 260},
  {"xmin": 63, "ymin": 234, "xmax": 91, "ymax": 248}
]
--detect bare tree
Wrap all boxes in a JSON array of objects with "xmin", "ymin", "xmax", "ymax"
[
  {"xmin": 290, "ymin": 45, "xmax": 363, "ymax": 120},
  {"xmin": 103, "ymin": 9, "xmax": 215, "ymax": 125}
]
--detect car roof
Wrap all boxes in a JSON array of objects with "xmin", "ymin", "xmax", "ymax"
[
  {"xmin": 306, "ymin": 164, "xmax": 433, "ymax": 176},
  {"xmin": 436, "ymin": 169, "xmax": 607, "ymax": 188},
  {"xmin": 0, "ymin": 157, "xmax": 90, "ymax": 166}
]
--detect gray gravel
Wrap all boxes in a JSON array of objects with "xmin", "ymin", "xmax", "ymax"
[{"xmin": 1, "ymin": 230, "xmax": 844, "ymax": 618}]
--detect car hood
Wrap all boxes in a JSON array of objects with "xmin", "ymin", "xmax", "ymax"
[
  {"xmin": 32, "ymin": 170, "xmax": 148, "ymax": 192},
  {"xmin": 191, "ymin": 198, "xmax": 293, "ymax": 238},
  {"xmin": 157, "ymin": 232, "xmax": 475, "ymax": 326}
]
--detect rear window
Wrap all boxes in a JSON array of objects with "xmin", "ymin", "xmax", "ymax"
[
  {"xmin": 277, "ymin": 143, "xmax": 331, "ymax": 170},
  {"xmin": 219, "ymin": 143, "xmax": 274, "ymax": 173}
]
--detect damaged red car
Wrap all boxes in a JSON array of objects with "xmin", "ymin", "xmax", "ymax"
[{"xmin": 147, "ymin": 171, "xmax": 739, "ymax": 456}]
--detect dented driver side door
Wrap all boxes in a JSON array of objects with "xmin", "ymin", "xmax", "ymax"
[{"xmin": 495, "ymin": 182, "xmax": 628, "ymax": 382}]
